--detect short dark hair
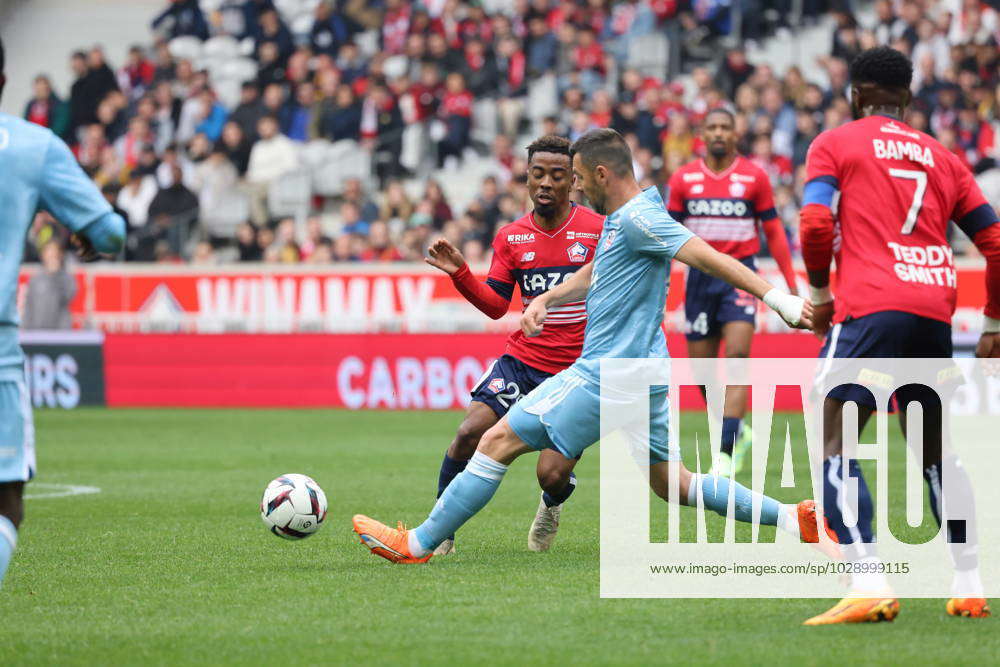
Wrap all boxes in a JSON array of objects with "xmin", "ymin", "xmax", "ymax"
[
  {"xmin": 704, "ymin": 107, "xmax": 735, "ymax": 125},
  {"xmin": 849, "ymin": 46, "xmax": 912, "ymax": 91},
  {"xmin": 526, "ymin": 134, "xmax": 571, "ymax": 162},
  {"xmin": 569, "ymin": 128, "xmax": 633, "ymax": 177}
]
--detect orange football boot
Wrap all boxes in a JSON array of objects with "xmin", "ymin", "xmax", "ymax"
[
  {"xmin": 352, "ymin": 514, "xmax": 433, "ymax": 564},
  {"xmin": 804, "ymin": 596, "xmax": 900, "ymax": 625},
  {"xmin": 796, "ymin": 499, "xmax": 841, "ymax": 561},
  {"xmin": 947, "ymin": 598, "xmax": 991, "ymax": 618}
]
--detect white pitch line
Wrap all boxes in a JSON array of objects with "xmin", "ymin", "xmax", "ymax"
[{"xmin": 24, "ymin": 483, "xmax": 102, "ymax": 500}]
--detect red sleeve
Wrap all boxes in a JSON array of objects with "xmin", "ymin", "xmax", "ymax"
[
  {"xmin": 972, "ymin": 222, "xmax": 1000, "ymax": 320},
  {"xmin": 761, "ymin": 218, "xmax": 798, "ymax": 292},
  {"xmin": 952, "ymin": 159, "xmax": 991, "ymax": 223},
  {"xmin": 451, "ymin": 264, "xmax": 511, "ymax": 320},
  {"xmin": 804, "ymin": 130, "xmax": 838, "ymax": 184},
  {"xmin": 799, "ymin": 203, "xmax": 836, "ymax": 273},
  {"xmin": 666, "ymin": 171, "xmax": 686, "ymax": 221},
  {"xmin": 486, "ymin": 235, "xmax": 514, "ymax": 286},
  {"xmin": 754, "ymin": 176, "xmax": 796, "ymax": 289}
]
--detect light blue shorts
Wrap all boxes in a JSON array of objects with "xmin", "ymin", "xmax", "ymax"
[
  {"xmin": 506, "ymin": 367, "xmax": 677, "ymax": 464},
  {"xmin": 0, "ymin": 379, "xmax": 35, "ymax": 483}
]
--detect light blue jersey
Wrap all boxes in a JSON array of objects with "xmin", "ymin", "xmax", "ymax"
[
  {"xmin": 507, "ymin": 186, "xmax": 693, "ymax": 462},
  {"xmin": 572, "ymin": 186, "xmax": 694, "ymax": 381},
  {"xmin": 0, "ymin": 113, "xmax": 125, "ymax": 380}
]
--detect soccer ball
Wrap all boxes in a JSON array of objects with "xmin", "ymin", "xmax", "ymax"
[{"xmin": 260, "ymin": 473, "xmax": 328, "ymax": 540}]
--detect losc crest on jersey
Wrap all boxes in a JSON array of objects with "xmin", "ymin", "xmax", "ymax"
[{"xmin": 567, "ymin": 242, "xmax": 589, "ymax": 262}]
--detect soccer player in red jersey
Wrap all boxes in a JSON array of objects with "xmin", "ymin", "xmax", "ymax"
[
  {"xmin": 424, "ymin": 135, "xmax": 604, "ymax": 555},
  {"xmin": 667, "ymin": 109, "xmax": 799, "ymax": 475},
  {"xmin": 800, "ymin": 47, "xmax": 1000, "ymax": 625}
]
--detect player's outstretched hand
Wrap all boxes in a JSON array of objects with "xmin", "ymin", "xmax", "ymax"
[
  {"xmin": 70, "ymin": 234, "xmax": 102, "ymax": 263},
  {"xmin": 521, "ymin": 299, "xmax": 548, "ymax": 337},
  {"xmin": 763, "ymin": 290, "xmax": 812, "ymax": 330},
  {"xmin": 811, "ymin": 301, "xmax": 834, "ymax": 338},
  {"xmin": 424, "ymin": 237, "xmax": 465, "ymax": 275},
  {"xmin": 797, "ymin": 299, "xmax": 814, "ymax": 330}
]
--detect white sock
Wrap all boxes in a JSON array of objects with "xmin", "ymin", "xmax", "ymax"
[
  {"xmin": 775, "ymin": 504, "xmax": 800, "ymax": 538},
  {"xmin": 408, "ymin": 529, "xmax": 430, "ymax": 558},
  {"xmin": 952, "ymin": 568, "xmax": 985, "ymax": 598},
  {"xmin": 850, "ymin": 556, "xmax": 889, "ymax": 594}
]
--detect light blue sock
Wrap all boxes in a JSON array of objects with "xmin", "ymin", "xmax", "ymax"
[
  {"xmin": 0, "ymin": 515, "xmax": 17, "ymax": 589},
  {"xmin": 686, "ymin": 473, "xmax": 782, "ymax": 526},
  {"xmin": 413, "ymin": 451, "xmax": 508, "ymax": 552}
]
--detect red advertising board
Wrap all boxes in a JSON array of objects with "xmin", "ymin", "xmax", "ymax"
[
  {"xmin": 18, "ymin": 262, "xmax": 992, "ymax": 334},
  {"xmin": 103, "ymin": 332, "xmax": 821, "ymax": 408}
]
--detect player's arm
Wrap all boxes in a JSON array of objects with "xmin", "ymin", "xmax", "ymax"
[
  {"xmin": 675, "ymin": 236, "xmax": 812, "ymax": 329},
  {"xmin": 799, "ymin": 132, "xmax": 840, "ymax": 335},
  {"xmin": 521, "ymin": 261, "xmax": 593, "ymax": 337},
  {"xmin": 425, "ymin": 237, "xmax": 511, "ymax": 319},
  {"xmin": 39, "ymin": 134, "xmax": 125, "ymax": 259},
  {"xmin": 755, "ymin": 178, "xmax": 798, "ymax": 294},
  {"xmin": 952, "ymin": 168, "xmax": 1000, "ymax": 358}
]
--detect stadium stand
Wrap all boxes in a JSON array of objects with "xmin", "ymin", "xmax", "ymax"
[{"xmin": 14, "ymin": 0, "xmax": 1000, "ymax": 265}]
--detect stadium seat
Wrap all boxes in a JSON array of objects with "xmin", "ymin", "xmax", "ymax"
[
  {"xmin": 300, "ymin": 139, "xmax": 333, "ymax": 169},
  {"xmin": 211, "ymin": 77, "xmax": 243, "ymax": 111},
  {"xmin": 267, "ymin": 168, "xmax": 313, "ymax": 221},
  {"xmin": 168, "ymin": 36, "xmax": 204, "ymax": 62},
  {"xmin": 354, "ymin": 29, "xmax": 380, "ymax": 58},
  {"xmin": 201, "ymin": 189, "xmax": 250, "ymax": 240},
  {"xmin": 216, "ymin": 57, "xmax": 259, "ymax": 83},
  {"xmin": 203, "ymin": 35, "xmax": 240, "ymax": 61},
  {"xmin": 311, "ymin": 140, "xmax": 372, "ymax": 197},
  {"xmin": 383, "ymin": 55, "xmax": 410, "ymax": 81},
  {"xmin": 527, "ymin": 73, "xmax": 558, "ymax": 124},
  {"xmin": 290, "ymin": 13, "xmax": 315, "ymax": 37},
  {"xmin": 627, "ymin": 33, "xmax": 670, "ymax": 80},
  {"xmin": 471, "ymin": 99, "xmax": 498, "ymax": 151}
]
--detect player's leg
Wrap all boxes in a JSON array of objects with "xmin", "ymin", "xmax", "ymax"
[
  {"xmin": 433, "ymin": 401, "xmax": 498, "ymax": 555},
  {"xmin": 439, "ymin": 402, "xmax": 498, "ymax": 495},
  {"xmin": 718, "ymin": 319, "xmax": 754, "ymax": 473},
  {"xmin": 895, "ymin": 318, "xmax": 990, "ymax": 617},
  {"xmin": 647, "ymin": 460, "xmax": 833, "ymax": 546},
  {"xmin": 412, "ymin": 419, "xmax": 534, "ymax": 555},
  {"xmin": 536, "ymin": 449, "xmax": 578, "ymax": 507},
  {"xmin": 642, "ymin": 385, "xmax": 836, "ymax": 546},
  {"xmin": 0, "ymin": 378, "xmax": 33, "ymax": 589},
  {"xmin": 806, "ymin": 315, "xmax": 902, "ymax": 625},
  {"xmin": 0, "ymin": 482, "xmax": 23, "ymax": 588},
  {"xmin": 895, "ymin": 388, "xmax": 988, "ymax": 616},
  {"xmin": 528, "ymin": 449, "xmax": 578, "ymax": 552},
  {"xmin": 354, "ymin": 417, "xmax": 533, "ymax": 563},
  {"xmin": 438, "ymin": 359, "xmax": 510, "ymax": 502}
]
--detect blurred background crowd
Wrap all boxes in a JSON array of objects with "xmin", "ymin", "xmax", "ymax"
[{"xmin": 16, "ymin": 0, "xmax": 1000, "ymax": 267}]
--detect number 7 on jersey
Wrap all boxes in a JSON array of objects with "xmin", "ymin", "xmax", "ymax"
[{"xmin": 889, "ymin": 168, "xmax": 927, "ymax": 234}]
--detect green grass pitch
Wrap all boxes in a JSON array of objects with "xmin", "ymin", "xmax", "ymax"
[{"xmin": 0, "ymin": 408, "xmax": 995, "ymax": 665}]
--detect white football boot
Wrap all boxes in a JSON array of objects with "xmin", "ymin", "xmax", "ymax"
[
  {"xmin": 433, "ymin": 537, "xmax": 455, "ymax": 556},
  {"xmin": 528, "ymin": 494, "xmax": 562, "ymax": 552}
]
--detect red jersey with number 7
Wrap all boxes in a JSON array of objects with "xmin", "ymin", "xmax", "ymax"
[{"xmin": 805, "ymin": 115, "xmax": 992, "ymax": 324}]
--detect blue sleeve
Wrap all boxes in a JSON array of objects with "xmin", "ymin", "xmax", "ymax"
[
  {"xmin": 621, "ymin": 207, "xmax": 695, "ymax": 258},
  {"xmin": 802, "ymin": 177, "xmax": 838, "ymax": 208},
  {"xmin": 38, "ymin": 134, "xmax": 114, "ymax": 234},
  {"xmin": 79, "ymin": 211, "xmax": 127, "ymax": 255}
]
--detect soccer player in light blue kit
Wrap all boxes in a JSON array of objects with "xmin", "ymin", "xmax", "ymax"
[
  {"xmin": 353, "ymin": 129, "xmax": 835, "ymax": 563},
  {"xmin": 0, "ymin": 37, "xmax": 126, "ymax": 588}
]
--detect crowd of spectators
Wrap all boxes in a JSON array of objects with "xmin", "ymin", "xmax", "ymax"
[{"xmin": 18, "ymin": 0, "xmax": 1000, "ymax": 267}]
